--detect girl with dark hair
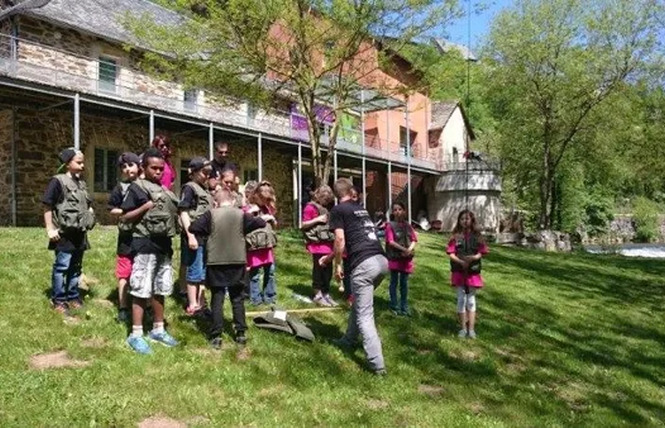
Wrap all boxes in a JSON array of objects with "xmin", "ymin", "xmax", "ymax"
[
  {"xmin": 151, "ymin": 135, "xmax": 176, "ymax": 190},
  {"xmin": 385, "ymin": 202, "xmax": 417, "ymax": 315},
  {"xmin": 446, "ymin": 210, "xmax": 489, "ymax": 339}
]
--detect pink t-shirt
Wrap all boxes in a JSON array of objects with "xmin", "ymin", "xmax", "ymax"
[
  {"xmin": 161, "ymin": 160, "xmax": 176, "ymax": 191},
  {"xmin": 246, "ymin": 204, "xmax": 276, "ymax": 269},
  {"xmin": 446, "ymin": 233, "xmax": 489, "ymax": 288},
  {"xmin": 302, "ymin": 203, "xmax": 333, "ymax": 255},
  {"xmin": 385, "ymin": 221, "xmax": 417, "ymax": 273}
]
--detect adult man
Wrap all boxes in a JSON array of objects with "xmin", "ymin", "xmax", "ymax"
[
  {"xmin": 328, "ymin": 178, "xmax": 388, "ymax": 375},
  {"xmin": 210, "ymin": 141, "xmax": 238, "ymax": 177}
]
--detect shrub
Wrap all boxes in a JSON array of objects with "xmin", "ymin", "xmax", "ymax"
[{"xmin": 632, "ymin": 197, "xmax": 661, "ymax": 242}]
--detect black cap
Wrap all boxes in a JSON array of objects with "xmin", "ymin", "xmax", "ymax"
[
  {"xmin": 189, "ymin": 156, "xmax": 211, "ymax": 172},
  {"xmin": 117, "ymin": 152, "xmax": 141, "ymax": 167},
  {"xmin": 58, "ymin": 147, "xmax": 77, "ymax": 164}
]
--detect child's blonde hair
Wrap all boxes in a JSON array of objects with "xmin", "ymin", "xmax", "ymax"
[{"xmin": 255, "ymin": 180, "xmax": 276, "ymax": 212}]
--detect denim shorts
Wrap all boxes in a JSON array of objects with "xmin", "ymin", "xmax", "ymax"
[{"xmin": 181, "ymin": 244, "xmax": 206, "ymax": 283}]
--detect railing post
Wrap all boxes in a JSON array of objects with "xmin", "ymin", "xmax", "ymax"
[
  {"xmin": 387, "ymin": 161, "xmax": 392, "ymax": 214},
  {"xmin": 208, "ymin": 123, "xmax": 214, "ymax": 160},
  {"xmin": 361, "ymin": 89, "xmax": 366, "ymax": 206},
  {"xmin": 405, "ymin": 101, "xmax": 412, "ymax": 224},
  {"xmin": 257, "ymin": 132, "xmax": 263, "ymax": 182},
  {"xmin": 298, "ymin": 143, "xmax": 303, "ymax": 228},
  {"xmin": 149, "ymin": 110, "xmax": 155, "ymax": 145},
  {"xmin": 73, "ymin": 93, "xmax": 80, "ymax": 150}
]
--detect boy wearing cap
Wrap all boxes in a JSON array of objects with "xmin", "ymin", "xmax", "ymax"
[
  {"xmin": 42, "ymin": 148, "xmax": 95, "ymax": 315},
  {"xmin": 179, "ymin": 157, "xmax": 214, "ymax": 315},
  {"xmin": 108, "ymin": 152, "xmax": 141, "ymax": 323}
]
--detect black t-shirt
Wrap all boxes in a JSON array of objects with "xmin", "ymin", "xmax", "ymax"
[
  {"xmin": 120, "ymin": 182, "xmax": 173, "ymax": 256},
  {"xmin": 178, "ymin": 182, "xmax": 206, "ymax": 245},
  {"xmin": 108, "ymin": 182, "xmax": 133, "ymax": 256},
  {"xmin": 210, "ymin": 158, "xmax": 238, "ymax": 178},
  {"xmin": 42, "ymin": 176, "xmax": 90, "ymax": 252},
  {"xmin": 329, "ymin": 200, "xmax": 384, "ymax": 273}
]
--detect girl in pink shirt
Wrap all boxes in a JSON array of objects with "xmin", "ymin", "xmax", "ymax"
[
  {"xmin": 247, "ymin": 181, "xmax": 277, "ymax": 305},
  {"xmin": 300, "ymin": 185, "xmax": 336, "ymax": 306},
  {"xmin": 385, "ymin": 202, "xmax": 417, "ymax": 315},
  {"xmin": 152, "ymin": 135, "xmax": 176, "ymax": 190},
  {"xmin": 446, "ymin": 210, "xmax": 489, "ymax": 339}
]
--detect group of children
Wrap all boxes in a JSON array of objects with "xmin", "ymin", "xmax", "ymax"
[{"xmin": 43, "ymin": 145, "xmax": 489, "ymax": 356}]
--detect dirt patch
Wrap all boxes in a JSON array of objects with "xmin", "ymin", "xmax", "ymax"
[
  {"xmin": 258, "ymin": 385, "xmax": 285, "ymax": 398},
  {"xmin": 186, "ymin": 416, "xmax": 210, "ymax": 426},
  {"xmin": 416, "ymin": 348, "xmax": 433, "ymax": 355},
  {"xmin": 366, "ymin": 399, "xmax": 389, "ymax": 410},
  {"xmin": 236, "ymin": 347, "xmax": 251, "ymax": 361},
  {"xmin": 79, "ymin": 273, "xmax": 100, "ymax": 291},
  {"xmin": 92, "ymin": 299, "xmax": 115, "ymax": 308},
  {"xmin": 29, "ymin": 351, "xmax": 90, "ymax": 370},
  {"xmin": 81, "ymin": 337, "xmax": 108, "ymax": 348},
  {"xmin": 138, "ymin": 416, "xmax": 186, "ymax": 428},
  {"xmin": 467, "ymin": 402, "xmax": 485, "ymax": 414},
  {"xmin": 449, "ymin": 349, "xmax": 480, "ymax": 362},
  {"xmin": 63, "ymin": 315, "xmax": 82, "ymax": 325},
  {"xmin": 418, "ymin": 384, "xmax": 445, "ymax": 397},
  {"xmin": 554, "ymin": 382, "xmax": 589, "ymax": 413}
]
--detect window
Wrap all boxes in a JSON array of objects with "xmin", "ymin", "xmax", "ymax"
[
  {"xmin": 98, "ymin": 56, "xmax": 118, "ymax": 93},
  {"xmin": 94, "ymin": 148, "xmax": 119, "ymax": 192},
  {"xmin": 452, "ymin": 147, "xmax": 459, "ymax": 164},
  {"xmin": 247, "ymin": 103, "xmax": 257, "ymax": 125},
  {"xmin": 399, "ymin": 126, "xmax": 416, "ymax": 156},
  {"xmin": 184, "ymin": 89, "xmax": 198, "ymax": 112},
  {"xmin": 243, "ymin": 169, "xmax": 258, "ymax": 183}
]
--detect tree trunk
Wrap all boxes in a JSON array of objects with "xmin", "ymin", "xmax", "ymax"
[
  {"xmin": 538, "ymin": 149, "xmax": 552, "ymax": 230},
  {"xmin": 322, "ymin": 116, "xmax": 341, "ymax": 186}
]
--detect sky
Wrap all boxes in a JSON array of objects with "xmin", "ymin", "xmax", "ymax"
[{"xmin": 443, "ymin": 0, "xmax": 514, "ymax": 52}]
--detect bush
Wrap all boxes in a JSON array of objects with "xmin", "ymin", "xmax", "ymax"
[
  {"xmin": 632, "ymin": 197, "xmax": 661, "ymax": 242},
  {"xmin": 584, "ymin": 188, "xmax": 614, "ymax": 237}
]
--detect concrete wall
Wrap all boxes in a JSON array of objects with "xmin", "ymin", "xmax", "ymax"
[{"xmin": 0, "ymin": 109, "xmax": 13, "ymax": 225}]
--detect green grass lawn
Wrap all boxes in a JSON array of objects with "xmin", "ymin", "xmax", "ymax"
[{"xmin": 0, "ymin": 227, "xmax": 664, "ymax": 427}]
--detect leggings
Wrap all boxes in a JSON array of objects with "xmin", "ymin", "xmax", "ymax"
[{"xmin": 456, "ymin": 286, "xmax": 477, "ymax": 313}]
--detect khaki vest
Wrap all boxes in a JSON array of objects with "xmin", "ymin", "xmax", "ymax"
[
  {"xmin": 53, "ymin": 174, "xmax": 95, "ymax": 232},
  {"xmin": 117, "ymin": 182, "xmax": 133, "ymax": 232},
  {"xmin": 246, "ymin": 222, "xmax": 277, "ymax": 251},
  {"xmin": 207, "ymin": 207, "xmax": 247, "ymax": 265},
  {"xmin": 385, "ymin": 221, "xmax": 412, "ymax": 260},
  {"xmin": 183, "ymin": 181, "xmax": 213, "ymax": 222},
  {"xmin": 132, "ymin": 179, "xmax": 179, "ymax": 238},
  {"xmin": 302, "ymin": 202, "xmax": 335, "ymax": 243},
  {"xmin": 450, "ymin": 233, "xmax": 482, "ymax": 273}
]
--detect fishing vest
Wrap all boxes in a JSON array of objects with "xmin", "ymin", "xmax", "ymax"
[
  {"xmin": 385, "ymin": 221, "xmax": 413, "ymax": 260},
  {"xmin": 302, "ymin": 202, "xmax": 335, "ymax": 243},
  {"xmin": 117, "ymin": 182, "xmax": 133, "ymax": 232},
  {"xmin": 246, "ymin": 221, "xmax": 277, "ymax": 251},
  {"xmin": 182, "ymin": 181, "xmax": 213, "ymax": 222},
  {"xmin": 450, "ymin": 233, "xmax": 482, "ymax": 274},
  {"xmin": 207, "ymin": 206, "xmax": 246, "ymax": 265},
  {"xmin": 132, "ymin": 178, "xmax": 178, "ymax": 238},
  {"xmin": 53, "ymin": 174, "xmax": 95, "ymax": 232}
]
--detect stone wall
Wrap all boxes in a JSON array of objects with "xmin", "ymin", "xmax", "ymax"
[
  {"xmin": 0, "ymin": 109, "xmax": 12, "ymax": 225},
  {"xmin": 8, "ymin": 108, "xmax": 294, "ymax": 227}
]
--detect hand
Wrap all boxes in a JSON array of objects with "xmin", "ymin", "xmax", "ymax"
[
  {"xmin": 261, "ymin": 214, "xmax": 275, "ymax": 223},
  {"xmin": 460, "ymin": 260, "xmax": 469, "ymax": 270},
  {"xmin": 144, "ymin": 200, "xmax": 155, "ymax": 210},
  {"xmin": 334, "ymin": 264, "xmax": 344, "ymax": 281},
  {"xmin": 47, "ymin": 228, "xmax": 60, "ymax": 242},
  {"xmin": 318, "ymin": 254, "xmax": 331, "ymax": 267},
  {"xmin": 188, "ymin": 235, "xmax": 199, "ymax": 251},
  {"xmin": 318, "ymin": 214, "xmax": 328, "ymax": 224}
]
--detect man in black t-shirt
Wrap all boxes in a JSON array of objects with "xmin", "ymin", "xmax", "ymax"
[
  {"xmin": 210, "ymin": 141, "xmax": 239, "ymax": 184},
  {"xmin": 329, "ymin": 178, "xmax": 388, "ymax": 375}
]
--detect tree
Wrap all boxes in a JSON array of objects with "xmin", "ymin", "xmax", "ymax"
[
  {"xmin": 484, "ymin": 0, "xmax": 661, "ymax": 229},
  {"xmin": 126, "ymin": 0, "xmax": 460, "ymax": 186}
]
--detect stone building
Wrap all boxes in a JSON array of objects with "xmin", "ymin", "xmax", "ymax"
[{"xmin": 0, "ymin": 0, "xmax": 500, "ymax": 230}]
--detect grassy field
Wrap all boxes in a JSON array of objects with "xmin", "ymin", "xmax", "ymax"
[{"xmin": 0, "ymin": 227, "xmax": 664, "ymax": 427}]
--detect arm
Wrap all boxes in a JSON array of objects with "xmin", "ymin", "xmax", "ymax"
[
  {"xmin": 121, "ymin": 201, "xmax": 153, "ymax": 223},
  {"xmin": 179, "ymin": 211, "xmax": 198, "ymax": 250},
  {"xmin": 243, "ymin": 213, "xmax": 267, "ymax": 234},
  {"xmin": 120, "ymin": 186, "xmax": 153, "ymax": 223},
  {"xmin": 189, "ymin": 211, "xmax": 212, "ymax": 238},
  {"xmin": 333, "ymin": 229, "xmax": 346, "ymax": 280},
  {"xmin": 447, "ymin": 237, "xmax": 468, "ymax": 269},
  {"xmin": 385, "ymin": 224, "xmax": 409, "ymax": 252},
  {"xmin": 43, "ymin": 208, "xmax": 60, "ymax": 241},
  {"xmin": 300, "ymin": 204, "xmax": 327, "ymax": 230}
]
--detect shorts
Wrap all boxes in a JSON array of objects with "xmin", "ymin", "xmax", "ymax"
[
  {"xmin": 115, "ymin": 254, "xmax": 133, "ymax": 280},
  {"xmin": 181, "ymin": 244, "xmax": 206, "ymax": 283},
  {"xmin": 129, "ymin": 253, "xmax": 173, "ymax": 299}
]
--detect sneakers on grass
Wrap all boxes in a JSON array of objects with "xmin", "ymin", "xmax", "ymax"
[
  {"xmin": 468, "ymin": 330, "xmax": 477, "ymax": 339},
  {"xmin": 458, "ymin": 329, "xmax": 468, "ymax": 338},
  {"xmin": 149, "ymin": 330, "xmax": 179, "ymax": 347},
  {"xmin": 313, "ymin": 293, "xmax": 332, "ymax": 307},
  {"xmin": 323, "ymin": 294, "xmax": 339, "ymax": 307},
  {"xmin": 126, "ymin": 335, "xmax": 152, "ymax": 355}
]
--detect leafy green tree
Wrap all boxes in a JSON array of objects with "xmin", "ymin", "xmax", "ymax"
[{"xmin": 126, "ymin": 0, "xmax": 460, "ymax": 186}]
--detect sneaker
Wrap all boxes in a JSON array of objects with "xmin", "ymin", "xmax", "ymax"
[
  {"xmin": 149, "ymin": 330, "xmax": 179, "ymax": 347},
  {"xmin": 210, "ymin": 337, "xmax": 223, "ymax": 350},
  {"xmin": 313, "ymin": 294, "xmax": 332, "ymax": 307},
  {"xmin": 468, "ymin": 330, "xmax": 477, "ymax": 339},
  {"xmin": 53, "ymin": 302, "xmax": 70, "ymax": 316},
  {"xmin": 235, "ymin": 333, "xmax": 247, "ymax": 346},
  {"xmin": 185, "ymin": 305, "xmax": 201, "ymax": 316},
  {"xmin": 373, "ymin": 368, "xmax": 388, "ymax": 376},
  {"xmin": 323, "ymin": 294, "xmax": 339, "ymax": 307},
  {"xmin": 68, "ymin": 299, "xmax": 83, "ymax": 310},
  {"xmin": 126, "ymin": 335, "xmax": 152, "ymax": 355},
  {"xmin": 116, "ymin": 308, "xmax": 130, "ymax": 323},
  {"xmin": 458, "ymin": 329, "xmax": 468, "ymax": 338},
  {"xmin": 400, "ymin": 308, "xmax": 412, "ymax": 317}
]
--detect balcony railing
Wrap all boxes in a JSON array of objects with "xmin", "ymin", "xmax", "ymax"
[
  {"xmin": 439, "ymin": 154, "xmax": 501, "ymax": 172},
  {"xmin": 0, "ymin": 33, "xmax": 438, "ymax": 171}
]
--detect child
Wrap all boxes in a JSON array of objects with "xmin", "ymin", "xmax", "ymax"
[
  {"xmin": 188, "ymin": 188, "xmax": 267, "ymax": 348},
  {"xmin": 300, "ymin": 185, "xmax": 337, "ymax": 306},
  {"xmin": 446, "ymin": 210, "xmax": 489, "ymax": 339},
  {"xmin": 246, "ymin": 180, "xmax": 278, "ymax": 306},
  {"xmin": 42, "ymin": 148, "xmax": 95, "ymax": 314},
  {"xmin": 108, "ymin": 152, "xmax": 140, "ymax": 323},
  {"xmin": 385, "ymin": 202, "xmax": 417, "ymax": 316},
  {"xmin": 121, "ymin": 148, "xmax": 179, "ymax": 354},
  {"xmin": 178, "ymin": 157, "xmax": 214, "ymax": 316}
]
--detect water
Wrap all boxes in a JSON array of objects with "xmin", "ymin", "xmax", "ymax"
[{"xmin": 585, "ymin": 243, "xmax": 665, "ymax": 259}]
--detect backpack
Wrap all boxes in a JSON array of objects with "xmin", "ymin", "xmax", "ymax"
[
  {"xmin": 384, "ymin": 221, "xmax": 413, "ymax": 260},
  {"xmin": 53, "ymin": 174, "xmax": 96, "ymax": 232},
  {"xmin": 133, "ymin": 179, "xmax": 179, "ymax": 238},
  {"xmin": 302, "ymin": 202, "xmax": 335, "ymax": 243}
]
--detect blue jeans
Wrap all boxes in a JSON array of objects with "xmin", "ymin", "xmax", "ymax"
[
  {"xmin": 249, "ymin": 263, "xmax": 276, "ymax": 304},
  {"xmin": 51, "ymin": 250, "xmax": 84, "ymax": 304},
  {"xmin": 182, "ymin": 244, "xmax": 206, "ymax": 283},
  {"xmin": 389, "ymin": 270, "xmax": 409, "ymax": 311}
]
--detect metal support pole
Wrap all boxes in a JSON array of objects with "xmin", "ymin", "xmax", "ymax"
[
  {"xmin": 149, "ymin": 110, "xmax": 155, "ymax": 144},
  {"xmin": 360, "ymin": 90, "xmax": 366, "ymax": 206},
  {"xmin": 208, "ymin": 123, "xmax": 214, "ymax": 160},
  {"xmin": 387, "ymin": 161, "xmax": 392, "ymax": 214},
  {"xmin": 297, "ymin": 144, "xmax": 302, "ymax": 228},
  {"xmin": 405, "ymin": 104, "xmax": 412, "ymax": 224},
  {"xmin": 73, "ymin": 93, "xmax": 80, "ymax": 149},
  {"xmin": 333, "ymin": 148, "xmax": 338, "ymax": 182},
  {"xmin": 257, "ymin": 132, "xmax": 263, "ymax": 182}
]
